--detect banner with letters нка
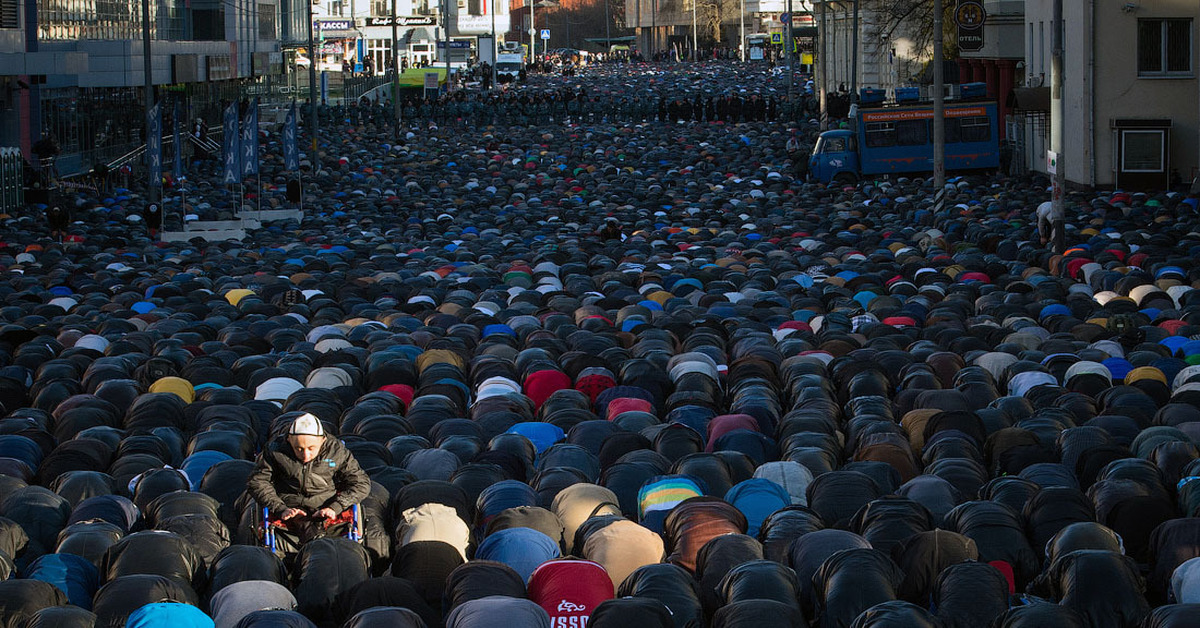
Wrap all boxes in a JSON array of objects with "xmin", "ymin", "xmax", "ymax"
[
  {"xmin": 222, "ymin": 103, "xmax": 241, "ymax": 185},
  {"xmin": 242, "ymin": 99, "xmax": 259, "ymax": 178},
  {"xmin": 283, "ymin": 101, "xmax": 299, "ymax": 172},
  {"xmin": 147, "ymin": 101, "xmax": 162, "ymax": 188},
  {"xmin": 172, "ymin": 99, "xmax": 183, "ymax": 178}
]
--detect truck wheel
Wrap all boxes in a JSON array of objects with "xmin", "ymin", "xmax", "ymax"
[{"xmin": 833, "ymin": 172, "xmax": 858, "ymax": 186}]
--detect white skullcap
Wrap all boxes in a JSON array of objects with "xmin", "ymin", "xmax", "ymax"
[{"xmin": 289, "ymin": 412, "xmax": 325, "ymax": 436}]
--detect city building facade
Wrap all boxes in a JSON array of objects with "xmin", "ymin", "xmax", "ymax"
[
  {"xmin": 809, "ymin": 0, "xmax": 929, "ymax": 98},
  {"xmin": 957, "ymin": 0, "xmax": 1022, "ymax": 143},
  {"xmin": 0, "ymin": 0, "xmax": 294, "ymax": 174},
  {"xmin": 1020, "ymin": 0, "xmax": 1197, "ymax": 189}
]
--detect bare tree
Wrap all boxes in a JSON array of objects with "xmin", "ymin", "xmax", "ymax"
[
  {"xmin": 695, "ymin": 0, "xmax": 737, "ymax": 45},
  {"xmin": 609, "ymin": 0, "xmax": 627, "ymax": 29},
  {"xmin": 557, "ymin": 0, "xmax": 633, "ymax": 48},
  {"xmin": 875, "ymin": 0, "xmax": 958, "ymax": 71}
]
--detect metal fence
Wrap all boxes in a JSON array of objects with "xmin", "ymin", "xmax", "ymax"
[
  {"xmin": 0, "ymin": 148, "xmax": 22, "ymax": 213},
  {"xmin": 342, "ymin": 74, "xmax": 393, "ymax": 104}
]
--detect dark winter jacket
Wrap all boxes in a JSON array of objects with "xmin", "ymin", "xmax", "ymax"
[
  {"xmin": 246, "ymin": 436, "xmax": 371, "ymax": 518},
  {"xmin": 1026, "ymin": 549, "xmax": 1150, "ymax": 628}
]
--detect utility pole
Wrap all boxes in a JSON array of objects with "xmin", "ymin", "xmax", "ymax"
[
  {"xmin": 850, "ymin": 0, "xmax": 858, "ymax": 100},
  {"xmin": 932, "ymin": 0, "xmax": 946, "ymax": 193},
  {"xmin": 530, "ymin": 0, "xmax": 535, "ymax": 67},
  {"xmin": 604, "ymin": 0, "xmax": 611, "ymax": 59},
  {"xmin": 490, "ymin": 0, "xmax": 498, "ymax": 88},
  {"xmin": 443, "ymin": 0, "xmax": 451, "ymax": 88},
  {"xmin": 141, "ymin": 0, "xmax": 157, "ymax": 206},
  {"xmin": 308, "ymin": 0, "xmax": 318, "ymax": 152},
  {"xmin": 818, "ymin": 0, "xmax": 827, "ymax": 129},
  {"xmin": 691, "ymin": 0, "xmax": 697, "ymax": 61},
  {"xmin": 634, "ymin": 0, "xmax": 639, "ymax": 58},
  {"xmin": 652, "ymin": 0, "xmax": 662, "ymax": 58},
  {"xmin": 739, "ymin": 0, "xmax": 745, "ymax": 61},
  {"xmin": 1050, "ymin": 0, "xmax": 1065, "ymax": 252},
  {"xmin": 785, "ymin": 0, "xmax": 794, "ymax": 101},
  {"xmin": 392, "ymin": 0, "xmax": 401, "ymax": 136},
  {"xmin": 253, "ymin": 0, "xmax": 259, "ymax": 79}
]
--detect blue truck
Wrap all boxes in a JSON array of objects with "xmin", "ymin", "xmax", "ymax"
[{"xmin": 809, "ymin": 88, "xmax": 1001, "ymax": 184}]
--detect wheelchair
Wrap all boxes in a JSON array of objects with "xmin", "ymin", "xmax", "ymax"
[{"xmin": 259, "ymin": 504, "xmax": 364, "ymax": 555}]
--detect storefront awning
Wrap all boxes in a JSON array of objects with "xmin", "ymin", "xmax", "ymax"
[
  {"xmin": 399, "ymin": 67, "xmax": 447, "ymax": 86},
  {"xmin": 406, "ymin": 27, "xmax": 437, "ymax": 42}
]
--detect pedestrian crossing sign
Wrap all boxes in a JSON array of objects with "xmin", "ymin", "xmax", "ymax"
[
  {"xmin": 770, "ymin": 33, "xmax": 783, "ymax": 44},
  {"xmin": 540, "ymin": 29, "xmax": 551, "ymax": 40}
]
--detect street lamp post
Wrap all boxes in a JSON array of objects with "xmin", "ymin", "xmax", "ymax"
[
  {"xmin": 531, "ymin": 1, "xmax": 557, "ymax": 63},
  {"xmin": 530, "ymin": 0, "xmax": 535, "ymax": 66}
]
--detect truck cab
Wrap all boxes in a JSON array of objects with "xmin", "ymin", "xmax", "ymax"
[
  {"xmin": 808, "ymin": 130, "xmax": 860, "ymax": 184},
  {"xmin": 496, "ymin": 53, "xmax": 524, "ymax": 83}
]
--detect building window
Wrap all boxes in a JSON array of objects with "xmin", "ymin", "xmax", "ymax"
[
  {"xmin": 39, "ymin": 0, "xmax": 145, "ymax": 40},
  {"xmin": 960, "ymin": 116, "xmax": 992, "ymax": 143},
  {"xmin": 258, "ymin": 3, "xmax": 276, "ymax": 39},
  {"xmin": 371, "ymin": 0, "xmax": 391, "ymax": 16},
  {"xmin": 895, "ymin": 120, "xmax": 928, "ymax": 146},
  {"xmin": 0, "ymin": 0, "xmax": 18, "ymax": 29},
  {"xmin": 193, "ymin": 6, "xmax": 224, "ymax": 40},
  {"xmin": 1121, "ymin": 129, "xmax": 1165, "ymax": 172},
  {"xmin": 158, "ymin": 0, "xmax": 186, "ymax": 41},
  {"xmin": 367, "ymin": 38, "xmax": 392, "ymax": 73},
  {"xmin": 944, "ymin": 118, "xmax": 961, "ymax": 144},
  {"xmin": 1138, "ymin": 18, "xmax": 1193, "ymax": 76},
  {"xmin": 864, "ymin": 122, "xmax": 896, "ymax": 148}
]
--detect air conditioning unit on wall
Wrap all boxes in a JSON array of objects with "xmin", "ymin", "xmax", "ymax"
[{"xmin": 928, "ymin": 83, "xmax": 959, "ymax": 100}]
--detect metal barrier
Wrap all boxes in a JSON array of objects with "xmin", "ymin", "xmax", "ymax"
[
  {"xmin": 60, "ymin": 124, "xmax": 217, "ymax": 184},
  {"xmin": 0, "ymin": 148, "xmax": 21, "ymax": 212},
  {"xmin": 342, "ymin": 74, "xmax": 393, "ymax": 104},
  {"xmin": 0, "ymin": 148, "xmax": 22, "ymax": 213},
  {"xmin": 107, "ymin": 143, "xmax": 147, "ymax": 173},
  {"xmin": 190, "ymin": 130, "xmax": 221, "ymax": 157}
]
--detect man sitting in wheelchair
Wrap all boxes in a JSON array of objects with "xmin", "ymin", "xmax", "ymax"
[{"xmin": 247, "ymin": 413, "xmax": 372, "ymax": 555}]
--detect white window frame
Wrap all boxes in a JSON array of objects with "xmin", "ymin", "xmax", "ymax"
[
  {"xmin": 1120, "ymin": 129, "xmax": 1165, "ymax": 173},
  {"xmin": 1138, "ymin": 18, "xmax": 1194, "ymax": 78},
  {"xmin": 367, "ymin": 38, "xmax": 392, "ymax": 74}
]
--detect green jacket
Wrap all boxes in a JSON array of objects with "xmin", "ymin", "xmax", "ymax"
[{"xmin": 247, "ymin": 435, "xmax": 372, "ymax": 518}]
